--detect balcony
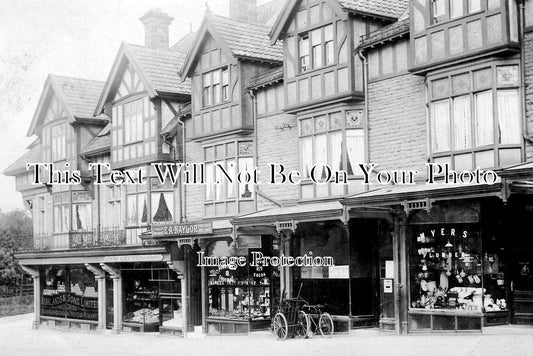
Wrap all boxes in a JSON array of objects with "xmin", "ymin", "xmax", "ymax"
[{"xmin": 32, "ymin": 229, "xmax": 127, "ymax": 251}]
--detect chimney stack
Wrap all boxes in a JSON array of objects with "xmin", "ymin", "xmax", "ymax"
[
  {"xmin": 229, "ymin": 0, "xmax": 257, "ymax": 23},
  {"xmin": 140, "ymin": 9, "xmax": 173, "ymax": 50}
]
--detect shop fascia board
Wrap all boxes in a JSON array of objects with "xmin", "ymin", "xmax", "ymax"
[
  {"xmin": 341, "ymin": 183, "xmax": 504, "ymax": 208},
  {"xmin": 15, "ymin": 245, "xmax": 170, "ymax": 266},
  {"xmin": 232, "ymin": 209, "xmax": 344, "ymax": 228}
]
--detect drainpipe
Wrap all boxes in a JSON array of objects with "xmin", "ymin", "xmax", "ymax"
[
  {"xmin": 248, "ymin": 89, "xmax": 258, "ymax": 212},
  {"xmin": 519, "ymin": 0, "xmax": 528, "ymax": 150},
  {"xmin": 357, "ymin": 50, "xmax": 369, "ymax": 165},
  {"xmin": 177, "ymin": 116, "xmax": 187, "ymax": 222}
]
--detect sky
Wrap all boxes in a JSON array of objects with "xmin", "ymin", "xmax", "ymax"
[{"xmin": 0, "ymin": 0, "xmax": 240, "ymax": 212}]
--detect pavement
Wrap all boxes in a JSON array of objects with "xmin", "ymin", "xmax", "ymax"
[{"xmin": 1, "ymin": 314, "xmax": 533, "ymax": 356}]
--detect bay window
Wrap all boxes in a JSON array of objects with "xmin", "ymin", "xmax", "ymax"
[
  {"xmin": 204, "ymin": 141, "xmax": 254, "ymax": 216},
  {"xmin": 72, "ymin": 203, "xmax": 92, "ymax": 231},
  {"xmin": 432, "ymin": 0, "xmax": 485, "ymax": 23},
  {"xmin": 203, "ymin": 67, "xmax": 229, "ymax": 107},
  {"xmin": 299, "ymin": 24, "xmax": 334, "ymax": 73},
  {"xmin": 123, "ymin": 99, "xmax": 144, "ymax": 144},
  {"xmin": 127, "ymin": 182, "xmax": 148, "ymax": 227},
  {"xmin": 151, "ymin": 178, "xmax": 174, "ymax": 223},
  {"xmin": 299, "ymin": 109, "xmax": 366, "ymax": 199},
  {"xmin": 53, "ymin": 194, "xmax": 69, "ymax": 233},
  {"xmin": 429, "ymin": 62, "xmax": 522, "ymax": 170},
  {"xmin": 51, "ymin": 124, "xmax": 66, "ymax": 162}
]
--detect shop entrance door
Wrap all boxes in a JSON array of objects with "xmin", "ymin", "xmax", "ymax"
[
  {"xmin": 507, "ymin": 201, "xmax": 533, "ymax": 325},
  {"xmin": 510, "ymin": 247, "xmax": 533, "ymax": 325},
  {"xmin": 349, "ymin": 219, "xmax": 385, "ymax": 328}
]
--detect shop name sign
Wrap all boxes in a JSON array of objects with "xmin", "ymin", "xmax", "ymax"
[
  {"xmin": 152, "ymin": 222, "xmax": 213, "ymax": 238},
  {"xmin": 103, "ymin": 254, "xmax": 164, "ymax": 262}
]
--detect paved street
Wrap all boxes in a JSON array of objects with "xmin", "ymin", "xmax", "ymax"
[{"xmin": 1, "ymin": 314, "xmax": 533, "ymax": 356}]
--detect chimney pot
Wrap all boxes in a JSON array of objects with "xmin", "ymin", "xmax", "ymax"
[{"xmin": 140, "ymin": 9, "xmax": 173, "ymax": 50}]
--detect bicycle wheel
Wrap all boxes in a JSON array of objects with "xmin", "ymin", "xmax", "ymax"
[
  {"xmin": 272, "ymin": 313, "xmax": 288, "ymax": 340},
  {"xmin": 318, "ymin": 312, "xmax": 334, "ymax": 337},
  {"xmin": 297, "ymin": 310, "xmax": 310, "ymax": 338}
]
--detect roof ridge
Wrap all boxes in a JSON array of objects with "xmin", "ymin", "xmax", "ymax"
[
  {"xmin": 49, "ymin": 74, "xmax": 105, "ymax": 84},
  {"xmin": 211, "ymin": 14, "xmax": 271, "ymax": 30}
]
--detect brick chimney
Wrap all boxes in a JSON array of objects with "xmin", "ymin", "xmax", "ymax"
[
  {"xmin": 229, "ymin": 0, "xmax": 257, "ymax": 23},
  {"xmin": 139, "ymin": 9, "xmax": 173, "ymax": 50}
]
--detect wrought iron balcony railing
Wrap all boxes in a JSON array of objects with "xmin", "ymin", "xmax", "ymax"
[{"xmin": 31, "ymin": 228, "xmax": 127, "ymax": 251}]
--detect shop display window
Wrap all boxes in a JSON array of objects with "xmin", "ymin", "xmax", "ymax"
[
  {"xmin": 123, "ymin": 264, "xmax": 181, "ymax": 332},
  {"xmin": 410, "ymin": 223, "xmax": 507, "ymax": 313},
  {"xmin": 207, "ymin": 238, "xmax": 271, "ymax": 321},
  {"xmin": 41, "ymin": 266, "xmax": 98, "ymax": 321},
  {"xmin": 293, "ymin": 222, "xmax": 350, "ymax": 315}
]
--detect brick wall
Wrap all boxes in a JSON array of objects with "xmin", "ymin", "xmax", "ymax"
[
  {"xmin": 256, "ymin": 112, "xmax": 300, "ymax": 209},
  {"xmin": 525, "ymin": 31, "xmax": 533, "ymax": 160},
  {"xmin": 367, "ymin": 74, "xmax": 427, "ymax": 179},
  {"xmin": 184, "ymin": 128, "xmax": 205, "ymax": 221}
]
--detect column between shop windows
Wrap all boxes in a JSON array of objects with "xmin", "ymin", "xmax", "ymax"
[
  {"xmin": 101, "ymin": 264, "xmax": 122, "ymax": 333},
  {"xmin": 85, "ymin": 264, "xmax": 107, "ymax": 330},
  {"xmin": 21, "ymin": 265, "xmax": 40, "ymax": 329}
]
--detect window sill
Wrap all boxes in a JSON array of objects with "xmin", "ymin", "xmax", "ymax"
[
  {"xmin": 427, "ymin": 10, "xmax": 485, "ymax": 31},
  {"xmin": 297, "ymin": 63, "xmax": 339, "ymax": 77}
]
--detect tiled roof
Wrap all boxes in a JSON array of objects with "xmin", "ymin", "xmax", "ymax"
[
  {"xmin": 170, "ymin": 31, "xmax": 197, "ymax": 53},
  {"xmin": 125, "ymin": 43, "xmax": 191, "ymax": 95},
  {"xmin": 338, "ymin": 0, "xmax": 409, "ymax": 19},
  {"xmin": 256, "ymin": 0, "xmax": 287, "ymax": 26},
  {"xmin": 4, "ymin": 141, "xmax": 42, "ymax": 175},
  {"xmin": 210, "ymin": 14, "xmax": 283, "ymax": 63},
  {"xmin": 80, "ymin": 124, "xmax": 111, "ymax": 157},
  {"xmin": 249, "ymin": 66, "xmax": 284, "ymax": 89},
  {"xmin": 51, "ymin": 75, "xmax": 105, "ymax": 119},
  {"xmin": 358, "ymin": 18, "xmax": 409, "ymax": 49}
]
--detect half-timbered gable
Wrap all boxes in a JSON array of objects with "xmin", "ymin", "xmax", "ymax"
[
  {"xmin": 410, "ymin": 0, "xmax": 521, "ymax": 73},
  {"xmin": 270, "ymin": 0, "xmax": 407, "ymax": 113},
  {"xmin": 95, "ymin": 43, "xmax": 190, "ymax": 169}
]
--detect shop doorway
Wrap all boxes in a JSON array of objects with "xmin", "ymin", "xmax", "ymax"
[
  {"xmin": 506, "ymin": 200, "xmax": 533, "ymax": 325},
  {"xmin": 183, "ymin": 244, "xmax": 202, "ymax": 331},
  {"xmin": 349, "ymin": 219, "xmax": 392, "ymax": 329}
]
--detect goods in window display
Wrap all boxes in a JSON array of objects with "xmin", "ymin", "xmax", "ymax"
[{"xmin": 411, "ymin": 226, "xmax": 507, "ymax": 312}]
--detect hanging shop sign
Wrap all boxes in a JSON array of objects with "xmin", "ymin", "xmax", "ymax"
[{"xmin": 152, "ymin": 222, "xmax": 213, "ymax": 238}]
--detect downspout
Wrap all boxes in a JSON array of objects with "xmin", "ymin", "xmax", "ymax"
[
  {"xmin": 519, "ymin": 0, "xmax": 528, "ymax": 149},
  {"xmin": 177, "ymin": 116, "xmax": 187, "ymax": 222},
  {"xmin": 357, "ymin": 50, "xmax": 369, "ymax": 167},
  {"xmin": 249, "ymin": 89, "xmax": 258, "ymax": 212}
]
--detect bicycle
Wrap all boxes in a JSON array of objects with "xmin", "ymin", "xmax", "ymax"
[{"xmin": 298, "ymin": 303, "xmax": 334, "ymax": 338}]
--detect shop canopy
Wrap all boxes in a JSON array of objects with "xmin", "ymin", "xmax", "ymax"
[
  {"xmin": 341, "ymin": 181, "xmax": 504, "ymax": 210},
  {"xmin": 232, "ymin": 201, "xmax": 344, "ymax": 228}
]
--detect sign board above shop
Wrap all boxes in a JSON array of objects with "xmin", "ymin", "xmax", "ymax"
[{"xmin": 151, "ymin": 222, "xmax": 213, "ymax": 239}]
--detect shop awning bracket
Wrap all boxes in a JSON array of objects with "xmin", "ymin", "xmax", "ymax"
[
  {"xmin": 402, "ymin": 198, "xmax": 434, "ymax": 215},
  {"xmin": 275, "ymin": 220, "xmax": 297, "ymax": 234}
]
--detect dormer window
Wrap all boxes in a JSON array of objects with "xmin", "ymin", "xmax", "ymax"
[{"xmin": 203, "ymin": 67, "xmax": 229, "ymax": 107}]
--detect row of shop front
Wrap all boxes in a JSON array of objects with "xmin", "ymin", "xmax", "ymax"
[{"xmin": 16, "ymin": 167, "xmax": 533, "ymax": 335}]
